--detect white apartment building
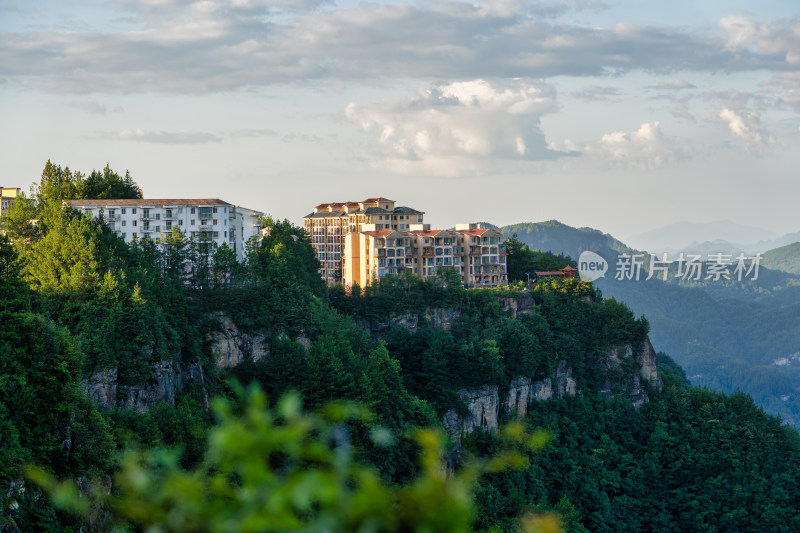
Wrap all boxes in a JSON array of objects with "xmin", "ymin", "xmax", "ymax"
[{"xmin": 65, "ymin": 199, "xmax": 263, "ymax": 262}]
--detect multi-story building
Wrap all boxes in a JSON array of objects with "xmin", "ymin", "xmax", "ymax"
[
  {"xmin": 303, "ymin": 197, "xmax": 424, "ymax": 284},
  {"xmin": 454, "ymin": 223, "xmax": 508, "ymax": 288},
  {"xmin": 65, "ymin": 199, "xmax": 263, "ymax": 262},
  {"xmin": 343, "ymin": 222, "xmax": 507, "ymax": 288},
  {"xmin": 1, "ymin": 187, "xmax": 22, "ymax": 218}
]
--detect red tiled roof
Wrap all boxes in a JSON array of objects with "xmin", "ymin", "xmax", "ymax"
[
  {"xmin": 455, "ymin": 228, "xmax": 492, "ymax": 236},
  {"xmin": 562, "ymin": 265, "xmax": 577, "ymax": 271},
  {"xmin": 362, "ymin": 197, "xmax": 394, "ymax": 203},
  {"xmin": 66, "ymin": 198, "xmax": 231, "ymax": 207}
]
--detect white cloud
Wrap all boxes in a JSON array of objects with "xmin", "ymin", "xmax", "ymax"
[
  {"xmin": 720, "ymin": 15, "xmax": 800, "ymax": 65},
  {"xmin": 646, "ymin": 79, "xmax": 696, "ymax": 91},
  {"xmin": 572, "ymin": 85, "xmax": 621, "ymax": 100},
  {"xmin": 69, "ymin": 100, "xmax": 122, "ymax": 115},
  {"xmin": 345, "ymin": 79, "xmax": 561, "ymax": 176},
  {"xmin": 93, "ymin": 129, "xmax": 222, "ymax": 144},
  {"xmin": 711, "ymin": 107, "xmax": 774, "ymax": 153},
  {"xmin": 551, "ymin": 121, "xmax": 679, "ymax": 169}
]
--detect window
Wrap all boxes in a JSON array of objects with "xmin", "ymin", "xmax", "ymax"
[
  {"xmin": 121, "ymin": 208, "xmax": 126, "ymax": 214},
  {"xmin": 108, "ymin": 209, "xmax": 115, "ymax": 217},
  {"xmin": 165, "ymin": 209, "xmax": 172, "ymax": 218},
  {"xmin": 224, "ymin": 231, "xmax": 227, "ymax": 238},
  {"xmin": 143, "ymin": 221, "xmax": 150, "ymax": 230},
  {"xmin": 155, "ymin": 225, "xmax": 161, "ymax": 232},
  {"xmin": 213, "ymin": 219, "xmax": 218, "ymax": 225},
  {"xmin": 132, "ymin": 220, "xmax": 137, "ymax": 227},
  {"xmin": 191, "ymin": 207, "xmax": 196, "ymax": 214},
  {"xmin": 212, "ymin": 207, "xmax": 218, "ymax": 213},
  {"xmin": 191, "ymin": 219, "xmax": 195, "ymax": 226},
  {"xmin": 166, "ymin": 221, "xmax": 172, "ymax": 231},
  {"xmin": 143, "ymin": 208, "xmax": 150, "ymax": 218},
  {"xmin": 122, "ymin": 220, "xmax": 127, "ymax": 227},
  {"xmin": 179, "ymin": 220, "xmax": 183, "ymax": 226},
  {"xmin": 155, "ymin": 213, "xmax": 161, "ymax": 220},
  {"xmin": 122, "ymin": 233, "xmax": 126, "ymax": 239},
  {"xmin": 132, "ymin": 208, "xmax": 137, "ymax": 214}
]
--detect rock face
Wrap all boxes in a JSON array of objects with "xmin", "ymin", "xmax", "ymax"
[
  {"xmin": 507, "ymin": 377, "xmax": 532, "ymax": 417},
  {"xmin": 425, "ymin": 306, "xmax": 461, "ymax": 330},
  {"xmin": 81, "ymin": 360, "xmax": 206, "ymax": 413},
  {"xmin": 498, "ymin": 293, "xmax": 534, "ymax": 319},
  {"xmin": 81, "ymin": 368, "xmax": 118, "ymax": 408},
  {"xmin": 443, "ymin": 386, "xmax": 499, "ymax": 441},
  {"xmin": 529, "ymin": 360, "xmax": 579, "ymax": 403},
  {"xmin": 120, "ymin": 360, "xmax": 179, "ymax": 413},
  {"xmin": 593, "ymin": 340, "xmax": 663, "ymax": 409},
  {"xmin": 209, "ymin": 312, "xmax": 269, "ymax": 368}
]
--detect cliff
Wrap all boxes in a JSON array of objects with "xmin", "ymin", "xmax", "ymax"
[{"xmin": 443, "ymin": 340, "xmax": 662, "ymax": 442}]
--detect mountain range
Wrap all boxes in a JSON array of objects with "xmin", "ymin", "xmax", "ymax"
[{"xmin": 502, "ymin": 220, "xmax": 800, "ymax": 426}]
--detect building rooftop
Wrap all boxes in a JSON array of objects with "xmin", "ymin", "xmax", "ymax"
[{"xmin": 66, "ymin": 198, "xmax": 231, "ymax": 207}]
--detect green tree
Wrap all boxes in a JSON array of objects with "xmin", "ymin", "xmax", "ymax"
[{"xmin": 31, "ymin": 387, "xmax": 559, "ymax": 533}]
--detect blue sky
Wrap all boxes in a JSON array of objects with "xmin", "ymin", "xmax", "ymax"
[{"xmin": 1, "ymin": 0, "xmax": 799, "ymax": 240}]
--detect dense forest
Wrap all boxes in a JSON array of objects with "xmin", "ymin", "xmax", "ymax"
[{"xmin": 1, "ymin": 164, "xmax": 800, "ymax": 531}]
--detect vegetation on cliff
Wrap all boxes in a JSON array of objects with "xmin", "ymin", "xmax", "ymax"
[{"xmin": 1, "ymin": 163, "xmax": 799, "ymax": 531}]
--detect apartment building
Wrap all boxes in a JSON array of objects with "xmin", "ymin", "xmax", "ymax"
[
  {"xmin": 342, "ymin": 223, "xmax": 507, "ymax": 288},
  {"xmin": 455, "ymin": 223, "xmax": 508, "ymax": 288},
  {"xmin": 1, "ymin": 187, "xmax": 22, "ymax": 218},
  {"xmin": 303, "ymin": 197, "xmax": 424, "ymax": 284},
  {"xmin": 65, "ymin": 199, "xmax": 263, "ymax": 262}
]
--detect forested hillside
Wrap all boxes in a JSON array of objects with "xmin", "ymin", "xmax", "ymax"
[
  {"xmin": 503, "ymin": 221, "xmax": 800, "ymax": 427},
  {"xmin": 1, "ymin": 164, "xmax": 800, "ymax": 532}
]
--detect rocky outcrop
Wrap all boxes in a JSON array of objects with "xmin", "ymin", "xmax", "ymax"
[
  {"xmin": 593, "ymin": 340, "xmax": 663, "ymax": 409},
  {"xmin": 530, "ymin": 360, "xmax": 579, "ymax": 403},
  {"xmin": 425, "ymin": 306, "xmax": 461, "ymax": 330},
  {"xmin": 507, "ymin": 377, "xmax": 532, "ymax": 417},
  {"xmin": 209, "ymin": 312, "xmax": 269, "ymax": 368},
  {"xmin": 81, "ymin": 368, "xmax": 118, "ymax": 408},
  {"xmin": 443, "ymin": 386, "xmax": 499, "ymax": 441},
  {"xmin": 81, "ymin": 360, "xmax": 206, "ymax": 413},
  {"xmin": 637, "ymin": 339, "xmax": 663, "ymax": 393},
  {"xmin": 498, "ymin": 293, "xmax": 534, "ymax": 319}
]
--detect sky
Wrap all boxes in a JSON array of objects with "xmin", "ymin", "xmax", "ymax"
[{"xmin": 1, "ymin": 0, "xmax": 799, "ymax": 241}]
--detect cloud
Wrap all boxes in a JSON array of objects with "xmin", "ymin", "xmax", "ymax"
[
  {"xmin": 646, "ymin": 79, "xmax": 696, "ymax": 91},
  {"xmin": 0, "ymin": 4, "xmax": 793, "ymax": 94},
  {"xmin": 668, "ymin": 103, "xmax": 697, "ymax": 123},
  {"xmin": 711, "ymin": 107, "xmax": 774, "ymax": 153},
  {"xmin": 93, "ymin": 129, "xmax": 222, "ymax": 144},
  {"xmin": 552, "ymin": 121, "xmax": 679, "ymax": 169},
  {"xmin": 227, "ymin": 128, "xmax": 279, "ymax": 138},
  {"xmin": 345, "ymin": 78, "xmax": 562, "ymax": 176},
  {"xmin": 720, "ymin": 15, "xmax": 800, "ymax": 65},
  {"xmin": 572, "ymin": 85, "xmax": 620, "ymax": 100},
  {"xmin": 69, "ymin": 100, "xmax": 123, "ymax": 115}
]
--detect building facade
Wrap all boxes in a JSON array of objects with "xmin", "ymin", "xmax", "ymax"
[
  {"xmin": 342, "ymin": 223, "xmax": 507, "ymax": 288},
  {"xmin": 66, "ymin": 199, "xmax": 263, "ymax": 261},
  {"xmin": 1, "ymin": 187, "xmax": 22, "ymax": 218},
  {"xmin": 303, "ymin": 197, "xmax": 424, "ymax": 284}
]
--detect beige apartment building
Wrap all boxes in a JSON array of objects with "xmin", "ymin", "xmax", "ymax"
[
  {"xmin": 342, "ymin": 223, "xmax": 507, "ymax": 288},
  {"xmin": 1, "ymin": 187, "xmax": 22, "ymax": 218},
  {"xmin": 303, "ymin": 197, "xmax": 424, "ymax": 284}
]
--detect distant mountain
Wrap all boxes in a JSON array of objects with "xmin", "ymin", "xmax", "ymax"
[
  {"xmin": 762, "ymin": 241, "xmax": 800, "ymax": 275},
  {"xmin": 502, "ymin": 220, "xmax": 637, "ymax": 260},
  {"xmin": 626, "ymin": 220, "xmax": 778, "ymax": 254},
  {"xmin": 501, "ymin": 219, "xmax": 800, "ymax": 426},
  {"xmin": 755, "ymin": 231, "xmax": 800, "ymax": 254}
]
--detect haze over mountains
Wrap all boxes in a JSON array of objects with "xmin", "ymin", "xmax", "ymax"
[
  {"xmin": 502, "ymin": 220, "xmax": 800, "ymax": 427},
  {"xmin": 625, "ymin": 220, "xmax": 800, "ymax": 255}
]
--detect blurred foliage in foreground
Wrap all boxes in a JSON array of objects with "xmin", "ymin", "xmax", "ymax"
[{"xmin": 29, "ymin": 385, "xmax": 559, "ymax": 533}]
